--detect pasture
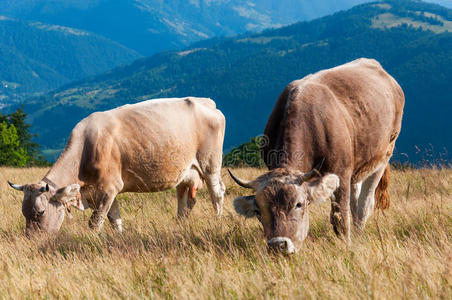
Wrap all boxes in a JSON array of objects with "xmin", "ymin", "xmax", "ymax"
[{"xmin": 0, "ymin": 167, "xmax": 451, "ymax": 299}]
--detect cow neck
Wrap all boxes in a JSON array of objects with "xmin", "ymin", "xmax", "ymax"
[
  {"xmin": 44, "ymin": 160, "xmax": 81, "ymax": 189},
  {"xmin": 43, "ymin": 139, "xmax": 82, "ymax": 189},
  {"xmin": 42, "ymin": 177, "xmax": 59, "ymax": 190},
  {"xmin": 278, "ymin": 153, "xmax": 316, "ymax": 174}
]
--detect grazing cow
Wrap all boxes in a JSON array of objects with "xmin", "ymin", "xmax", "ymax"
[
  {"xmin": 229, "ymin": 59, "xmax": 404, "ymax": 253},
  {"xmin": 9, "ymin": 97, "xmax": 226, "ymax": 236}
]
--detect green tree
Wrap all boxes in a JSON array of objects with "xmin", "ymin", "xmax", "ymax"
[
  {"xmin": 0, "ymin": 122, "xmax": 28, "ymax": 167},
  {"xmin": 223, "ymin": 136, "xmax": 266, "ymax": 168}
]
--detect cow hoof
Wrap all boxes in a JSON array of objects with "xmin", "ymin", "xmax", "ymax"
[
  {"xmin": 176, "ymin": 210, "xmax": 191, "ymax": 219},
  {"xmin": 330, "ymin": 212, "xmax": 342, "ymax": 233},
  {"xmin": 187, "ymin": 198, "xmax": 196, "ymax": 209},
  {"xmin": 110, "ymin": 219, "xmax": 123, "ymax": 233},
  {"xmin": 88, "ymin": 217, "xmax": 105, "ymax": 231},
  {"xmin": 353, "ymin": 220, "xmax": 366, "ymax": 232},
  {"xmin": 333, "ymin": 224, "xmax": 340, "ymax": 236}
]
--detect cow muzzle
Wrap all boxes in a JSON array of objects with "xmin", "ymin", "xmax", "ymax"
[
  {"xmin": 32, "ymin": 207, "xmax": 45, "ymax": 218},
  {"xmin": 267, "ymin": 237, "xmax": 296, "ymax": 254}
]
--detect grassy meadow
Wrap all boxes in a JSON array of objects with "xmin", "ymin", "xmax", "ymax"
[{"xmin": 0, "ymin": 167, "xmax": 451, "ymax": 299}]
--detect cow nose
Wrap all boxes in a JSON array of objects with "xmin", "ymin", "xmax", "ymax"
[
  {"xmin": 268, "ymin": 239, "xmax": 288, "ymax": 251},
  {"xmin": 32, "ymin": 208, "xmax": 45, "ymax": 217},
  {"xmin": 267, "ymin": 237, "xmax": 296, "ymax": 254}
]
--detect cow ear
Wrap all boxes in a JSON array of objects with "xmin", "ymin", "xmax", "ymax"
[
  {"xmin": 307, "ymin": 174, "xmax": 340, "ymax": 205},
  {"xmin": 233, "ymin": 195, "xmax": 259, "ymax": 218},
  {"xmin": 53, "ymin": 184, "xmax": 81, "ymax": 204}
]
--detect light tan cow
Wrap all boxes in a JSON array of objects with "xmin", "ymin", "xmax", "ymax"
[
  {"xmin": 229, "ymin": 58, "xmax": 404, "ymax": 253},
  {"xmin": 9, "ymin": 97, "xmax": 226, "ymax": 236}
]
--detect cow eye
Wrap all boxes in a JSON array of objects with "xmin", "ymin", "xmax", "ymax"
[
  {"xmin": 296, "ymin": 203, "xmax": 303, "ymax": 209},
  {"xmin": 254, "ymin": 210, "xmax": 261, "ymax": 216}
]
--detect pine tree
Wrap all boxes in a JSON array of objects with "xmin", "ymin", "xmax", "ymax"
[{"xmin": 7, "ymin": 105, "xmax": 43, "ymax": 163}]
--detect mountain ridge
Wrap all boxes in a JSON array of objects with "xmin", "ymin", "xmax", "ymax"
[
  {"xmin": 0, "ymin": 0, "xmax": 372, "ymax": 55},
  {"xmin": 0, "ymin": 16, "xmax": 141, "ymax": 106}
]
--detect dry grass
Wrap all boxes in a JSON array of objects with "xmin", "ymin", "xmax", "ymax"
[{"xmin": 0, "ymin": 167, "xmax": 451, "ymax": 299}]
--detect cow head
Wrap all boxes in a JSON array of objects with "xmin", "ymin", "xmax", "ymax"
[
  {"xmin": 228, "ymin": 167, "xmax": 339, "ymax": 254},
  {"xmin": 8, "ymin": 181, "xmax": 81, "ymax": 236}
]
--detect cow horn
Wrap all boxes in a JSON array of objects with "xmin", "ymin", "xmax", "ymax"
[
  {"xmin": 228, "ymin": 169, "xmax": 256, "ymax": 189},
  {"xmin": 8, "ymin": 181, "xmax": 24, "ymax": 191},
  {"xmin": 301, "ymin": 158, "xmax": 325, "ymax": 181}
]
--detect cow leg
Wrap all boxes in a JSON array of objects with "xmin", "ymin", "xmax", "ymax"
[
  {"xmin": 205, "ymin": 173, "xmax": 225, "ymax": 216},
  {"xmin": 350, "ymin": 182, "xmax": 362, "ymax": 226},
  {"xmin": 89, "ymin": 186, "xmax": 120, "ymax": 231},
  {"xmin": 330, "ymin": 174, "xmax": 351, "ymax": 243},
  {"xmin": 177, "ymin": 185, "xmax": 189, "ymax": 217},
  {"xmin": 355, "ymin": 164, "xmax": 387, "ymax": 229},
  {"xmin": 187, "ymin": 185, "xmax": 197, "ymax": 210},
  {"xmin": 107, "ymin": 199, "xmax": 122, "ymax": 232}
]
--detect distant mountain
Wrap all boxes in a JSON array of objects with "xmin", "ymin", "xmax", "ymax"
[
  {"xmin": 0, "ymin": 0, "xmax": 374, "ymax": 56},
  {"xmin": 431, "ymin": 0, "xmax": 452, "ymax": 8},
  {"xmin": 0, "ymin": 16, "xmax": 140, "ymax": 106},
  {"xmin": 23, "ymin": 0, "xmax": 452, "ymax": 163}
]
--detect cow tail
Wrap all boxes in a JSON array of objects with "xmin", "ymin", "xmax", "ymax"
[{"xmin": 375, "ymin": 164, "xmax": 390, "ymax": 210}]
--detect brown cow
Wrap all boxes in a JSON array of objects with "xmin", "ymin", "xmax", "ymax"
[
  {"xmin": 229, "ymin": 58, "xmax": 404, "ymax": 253},
  {"xmin": 9, "ymin": 97, "xmax": 226, "ymax": 236}
]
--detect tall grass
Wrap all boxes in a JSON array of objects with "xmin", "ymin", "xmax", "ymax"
[{"xmin": 0, "ymin": 167, "xmax": 451, "ymax": 299}]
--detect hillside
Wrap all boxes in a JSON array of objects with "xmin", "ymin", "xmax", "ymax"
[
  {"xmin": 24, "ymin": 0, "xmax": 452, "ymax": 163},
  {"xmin": 0, "ymin": 16, "xmax": 141, "ymax": 106},
  {"xmin": 0, "ymin": 0, "xmax": 371, "ymax": 56}
]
